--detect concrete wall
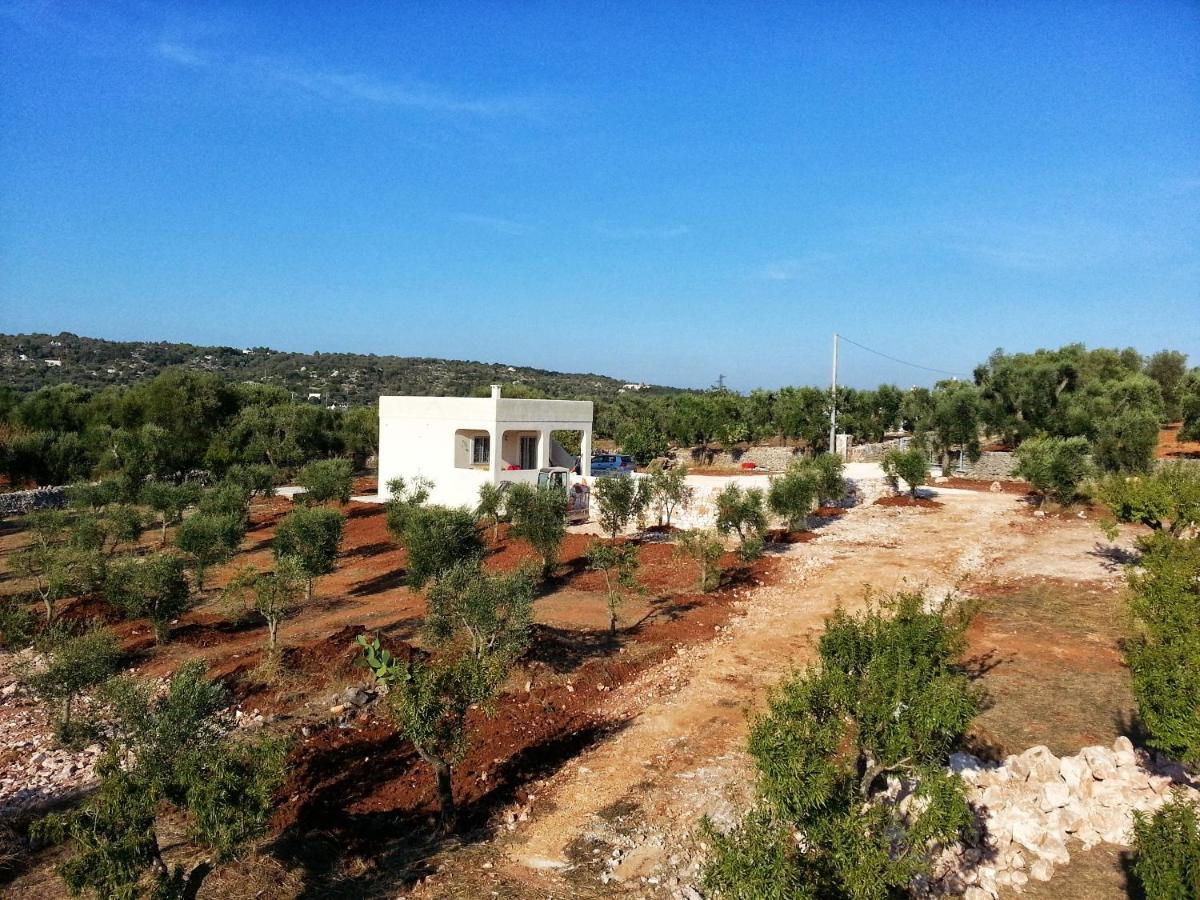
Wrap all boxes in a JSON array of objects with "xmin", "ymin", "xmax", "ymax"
[{"xmin": 378, "ymin": 391, "xmax": 593, "ymax": 508}]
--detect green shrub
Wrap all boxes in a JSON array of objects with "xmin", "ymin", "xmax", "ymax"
[
  {"xmin": 424, "ymin": 562, "xmax": 535, "ymax": 672},
  {"xmin": 768, "ymin": 463, "xmax": 818, "ymax": 531},
  {"xmin": 225, "ymin": 463, "xmax": 279, "ymax": 498},
  {"xmin": 475, "ymin": 482, "xmax": 507, "ymax": 543},
  {"xmin": 703, "ymin": 592, "xmax": 979, "ymax": 900},
  {"xmin": 138, "ymin": 480, "xmax": 200, "ymax": 545},
  {"xmin": 593, "ymin": 475, "xmax": 646, "ymax": 540},
  {"xmin": 1124, "ymin": 535, "xmax": 1200, "ymax": 766},
  {"xmin": 1131, "ymin": 794, "xmax": 1200, "ymax": 900},
  {"xmin": 297, "ymin": 458, "xmax": 354, "ymax": 504},
  {"xmin": 882, "ymin": 447, "xmax": 929, "ymax": 498},
  {"xmin": 1095, "ymin": 463, "xmax": 1200, "ymax": 538},
  {"xmin": 392, "ymin": 504, "xmax": 482, "ymax": 589},
  {"xmin": 506, "ymin": 482, "xmax": 566, "ymax": 579},
  {"xmin": 674, "ymin": 529, "xmax": 724, "ymax": 592},
  {"xmin": 715, "ymin": 483, "xmax": 767, "ymax": 559},
  {"xmin": 222, "ymin": 556, "xmax": 307, "ymax": 652},
  {"xmin": 642, "ymin": 463, "xmax": 694, "ymax": 528},
  {"xmin": 174, "ymin": 512, "xmax": 244, "ymax": 590},
  {"xmin": 22, "ymin": 625, "xmax": 122, "ymax": 747},
  {"xmin": 104, "ymin": 553, "xmax": 192, "ymax": 643},
  {"xmin": 1013, "ymin": 434, "xmax": 1092, "ymax": 505},
  {"xmin": 1094, "ymin": 408, "xmax": 1159, "ymax": 474},
  {"xmin": 809, "ymin": 452, "xmax": 846, "ymax": 506},
  {"xmin": 586, "ymin": 542, "xmax": 640, "ymax": 636},
  {"xmin": 0, "ymin": 599, "xmax": 37, "ymax": 650},
  {"xmin": 11, "ymin": 544, "xmax": 102, "ymax": 624},
  {"xmin": 272, "ymin": 506, "xmax": 345, "ymax": 599}
]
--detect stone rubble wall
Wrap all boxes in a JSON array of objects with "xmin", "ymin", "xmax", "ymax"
[
  {"xmin": 670, "ymin": 445, "xmax": 806, "ymax": 472},
  {"xmin": 926, "ymin": 738, "xmax": 1198, "ymax": 899},
  {"xmin": 847, "ymin": 437, "xmax": 910, "ymax": 462},
  {"xmin": 0, "ymin": 486, "xmax": 68, "ymax": 518},
  {"xmin": 953, "ymin": 452, "xmax": 1022, "ymax": 482}
]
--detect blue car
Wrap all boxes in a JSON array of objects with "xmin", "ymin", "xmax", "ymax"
[{"xmin": 590, "ymin": 453, "xmax": 636, "ymax": 476}]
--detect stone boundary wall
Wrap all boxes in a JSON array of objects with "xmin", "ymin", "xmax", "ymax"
[
  {"xmin": 671, "ymin": 444, "xmax": 806, "ymax": 471},
  {"xmin": 955, "ymin": 451, "xmax": 1022, "ymax": 481},
  {"xmin": 847, "ymin": 437, "xmax": 910, "ymax": 462},
  {"xmin": 0, "ymin": 486, "xmax": 68, "ymax": 517}
]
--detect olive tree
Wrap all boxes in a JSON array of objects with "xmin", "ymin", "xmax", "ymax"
[
  {"xmin": 174, "ymin": 512, "xmax": 245, "ymax": 591},
  {"xmin": 138, "ymin": 481, "xmax": 200, "ymax": 545},
  {"xmin": 593, "ymin": 475, "xmax": 646, "ymax": 540},
  {"xmin": 768, "ymin": 463, "xmax": 818, "ymax": 532},
  {"xmin": 297, "ymin": 458, "xmax": 354, "ymax": 505},
  {"xmin": 643, "ymin": 463, "xmax": 694, "ymax": 528},
  {"xmin": 11, "ymin": 544, "xmax": 102, "ymax": 624},
  {"xmin": 809, "ymin": 452, "xmax": 846, "ymax": 506},
  {"xmin": 882, "ymin": 447, "xmax": 929, "ymax": 499},
  {"xmin": 703, "ymin": 593, "xmax": 980, "ymax": 900},
  {"xmin": 586, "ymin": 542, "xmax": 640, "ymax": 637},
  {"xmin": 104, "ymin": 552, "xmax": 193, "ymax": 643},
  {"xmin": 272, "ymin": 506, "xmax": 345, "ymax": 600},
  {"xmin": 674, "ymin": 529, "xmax": 724, "ymax": 592},
  {"xmin": 34, "ymin": 662, "xmax": 287, "ymax": 899},
  {"xmin": 1131, "ymin": 794, "xmax": 1200, "ymax": 900},
  {"xmin": 1094, "ymin": 463, "xmax": 1200, "ymax": 538},
  {"xmin": 475, "ymin": 482, "xmax": 507, "ymax": 544},
  {"xmin": 22, "ymin": 625, "xmax": 122, "ymax": 746},
  {"xmin": 506, "ymin": 482, "xmax": 566, "ymax": 579},
  {"xmin": 425, "ymin": 562, "xmax": 535, "ymax": 672},
  {"xmin": 222, "ymin": 556, "xmax": 308, "ymax": 653},
  {"xmin": 1014, "ymin": 434, "xmax": 1092, "ymax": 506},
  {"xmin": 714, "ymin": 483, "xmax": 767, "ymax": 559}
]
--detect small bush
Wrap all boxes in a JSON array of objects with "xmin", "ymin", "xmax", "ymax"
[
  {"xmin": 1014, "ymin": 434, "xmax": 1092, "ymax": 506},
  {"xmin": 1131, "ymin": 794, "xmax": 1200, "ymax": 900},
  {"xmin": 882, "ymin": 447, "xmax": 929, "ymax": 498},
  {"xmin": 297, "ymin": 458, "xmax": 354, "ymax": 505},
  {"xmin": 273, "ymin": 506, "xmax": 346, "ymax": 599},
  {"xmin": 675, "ymin": 529, "xmax": 724, "ymax": 592},
  {"xmin": 174, "ymin": 512, "xmax": 245, "ymax": 590},
  {"xmin": 768, "ymin": 463, "xmax": 818, "ymax": 531},
  {"xmin": 22, "ymin": 625, "xmax": 122, "ymax": 747},
  {"xmin": 506, "ymin": 483, "xmax": 566, "ymax": 579},
  {"xmin": 394, "ymin": 504, "xmax": 482, "ymax": 589},
  {"xmin": 1095, "ymin": 463, "xmax": 1200, "ymax": 538}
]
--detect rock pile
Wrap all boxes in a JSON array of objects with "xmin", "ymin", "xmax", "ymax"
[{"xmin": 927, "ymin": 738, "xmax": 1198, "ymax": 897}]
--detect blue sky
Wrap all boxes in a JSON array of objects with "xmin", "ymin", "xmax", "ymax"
[{"xmin": 1, "ymin": 2, "xmax": 1197, "ymax": 390}]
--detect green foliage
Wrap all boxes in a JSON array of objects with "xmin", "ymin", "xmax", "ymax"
[
  {"xmin": 915, "ymin": 380, "xmax": 982, "ymax": 472},
  {"xmin": 383, "ymin": 474, "xmax": 434, "ymax": 535},
  {"xmin": 618, "ymin": 422, "xmax": 669, "ymax": 465},
  {"xmin": 224, "ymin": 463, "xmax": 278, "ymax": 498},
  {"xmin": 703, "ymin": 592, "xmax": 980, "ymax": 900},
  {"xmin": 393, "ymin": 504, "xmax": 482, "ymax": 589},
  {"xmin": 11, "ymin": 542, "xmax": 103, "ymax": 623},
  {"xmin": 297, "ymin": 457, "xmax": 354, "ymax": 504},
  {"xmin": 22, "ymin": 625, "xmax": 122, "ymax": 746},
  {"xmin": 593, "ymin": 475, "xmax": 646, "ymax": 539},
  {"xmin": 768, "ymin": 463, "xmax": 818, "ymax": 531},
  {"xmin": 475, "ymin": 482, "xmax": 507, "ymax": 543},
  {"xmin": 425, "ymin": 562, "xmax": 535, "ymax": 674},
  {"xmin": 1123, "ymin": 535, "xmax": 1200, "ymax": 766},
  {"xmin": 1094, "ymin": 463, "xmax": 1200, "ymax": 538},
  {"xmin": 104, "ymin": 553, "xmax": 192, "ymax": 643},
  {"xmin": 197, "ymin": 480, "xmax": 251, "ymax": 528},
  {"xmin": 173, "ymin": 513, "xmax": 244, "ymax": 590},
  {"xmin": 1144, "ymin": 350, "xmax": 1190, "ymax": 421},
  {"xmin": 506, "ymin": 482, "xmax": 567, "ymax": 579},
  {"xmin": 272, "ymin": 506, "xmax": 345, "ymax": 599},
  {"xmin": 1093, "ymin": 407, "xmax": 1160, "ymax": 473},
  {"xmin": 138, "ymin": 480, "xmax": 200, "ymax": 544},
  {"xmin": 714, "ymin": 484, "xmax": 767, "ymax": 557},
  {"xmin": 1131, "ymin": 793, "xmax": 1200, "ymax": 900},
  {"xmin": 675, "ymin": 529, "xmax": 724, "ymax": 592},
  {"xmin": 34, "ymin": 661, "xmax": 286, "ymax": 898},
  {"xmin": 0, "ymin": 597, "xmax": 37, "ymax": 650},
  {"xmin": 1181, "ymin": 372, "xmax": 1200, "ymax": 442},
  {"xmin": 222, "ymin": 556, "xmax": 307, "ymax": 651},
  {"xmin": 641, "ymin": 463, "xmax": 694, "ymax": 528},
  {"xmin": 586, "ymin": 542, "xmax": 640, "ymax": 636},
  {"xmin": 809, "ymin": 452, "xmax": 846, "ymax": 505},
  {"xmin": 1013, "ymin": 434, "xmax": 1092, "ymax": 505},
  {"xmin": 882, "ymin": 447, "xmax": 929, "ymax": 498}
]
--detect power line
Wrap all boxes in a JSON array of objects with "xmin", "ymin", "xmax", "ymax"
[{"xmin": 836, "ymin": 334, "xmax": 971, "ymax": 380}]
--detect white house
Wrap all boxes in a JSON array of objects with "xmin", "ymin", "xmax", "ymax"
[{"xmin": 377, "ymin": 386, "xmax": 594, "ymax": 508}]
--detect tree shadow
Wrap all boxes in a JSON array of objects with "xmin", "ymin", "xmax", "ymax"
[
  {"xmin": 349, "ymin": 567, "xmax": 409, "ymax": 596},
  {"xmin": 341, "ymin": 541, "xmax": 393, "ymax": 561},
  {"xmin": 521, "ymin": 622, "xmax": 620, "ymax": 674},
  {"xmin": 1089, "ymin": 542, "xmax": 1140, "ymax": 571}
]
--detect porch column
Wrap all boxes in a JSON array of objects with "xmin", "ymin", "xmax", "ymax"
[
  {"xmin": 580, "ymin": 429, "xmax": 592, "ymax": 477},
  {"xmin": 539, "ymin": 429, "xmax": 552, "ymax": 469},
  {"xmin": 489, "ymin": 428, "xmax": 501, "ymax": 482}
]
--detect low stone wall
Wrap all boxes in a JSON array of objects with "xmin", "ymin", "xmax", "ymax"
[
  {"xmin": 672, "ymin": 445, "xmax": 805, "ymax": 471},
  {"xmin": 0, "ymin": 486, "xmax": 68, "ymax": 518},
  {"xmin": 848, "ymin": 437, "xmax": 909, "ymax": 462},
  {"xmin": 955, "ymin": 451, "xmax": 1022, "ymax": 481}
]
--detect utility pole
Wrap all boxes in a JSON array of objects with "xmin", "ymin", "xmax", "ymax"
[
  {"xmin": 828, "ymin": 333, "xmax": 839, "ymax": 456},
  {"xmin": 717, "ymin": 373, "xmax": 725, "ymax": 392}
]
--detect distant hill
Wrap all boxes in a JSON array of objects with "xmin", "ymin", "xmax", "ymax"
[{"xmin": 0, "ymin": 332, "xmax": 677, "ymax": 404}]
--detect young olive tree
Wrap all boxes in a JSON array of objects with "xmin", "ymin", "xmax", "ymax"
[
  {"xmin": 34, "ymin": 662, "xmax": 287, "ymax": 899},
  {"xmin": 643, "ymin": 463, "xmax": 694, "ymax": 528},
  {"xmin": 715, "ymin": 483, "xmax": 767, "ymax": 559},
  {"xmin": 882, "ymin": 447, "xmax": 929, "ymax": 499},
  {"xmin": 22, "ymin": 625, "xmax": 122, "ymax": 746},
  {"xmin": 138, "ymin": 480, "xmax": 200, "ymax": 545},
  {"xmin": 272, "ymin": 506, "xmax": 345, "ymax": 601},
  {"xmin": 1094, "ymin": 463, "xmax": 1200, "ymax": 539},
  {"xmin": 593, "ymin": 475, "xmax": 645, "ymax": 540},
  {"xmin": 586, "ymin": 542, "xmax": 640, "ymax": 637},
  {"xmin": 1131, "ymin": 793, "xmax": 1200, "ymax": 900},
  {"xmin": 425, "ymin": 562, "xmax": 535, "ymax": 673},
  {"xmin": 703, "ymin": 593, "xmax": 980, "ymax": 900},
  {"xmin": 506, "ymin": 482, "xmax": 567, "ymax": 579},
  {"xmin": 809, "ymin": 452, "xmax": 846, "ymax": 506},
  {"xmin": 222, "ymin": 555, "xmax": 308, "ymax": 653},
  {"xmin": 174, "ymin": 512, "xmax": 245, "ymax": 591},
  {"xmin": 768, "ymin": 463, "xmax": 818, "ymax": 532},
  {"xmin": 105, "ymin": 552, "xmax": 193, "ymax": 643},
  {"xmin": 674, "ymin": 529, "xmax": 724, "ymax": 592},
  {"xmin": 11, "ymin": 544, "xmax": 102, "ymax": 624},
  {"xmin": 225, "ymin": 463, "xmax": 279, "ymax": 498},
  {"xmin": 475, "ymin": 482, "xmax": 507, "ymax": 544},
  {"xmin": 297, "ymin": 458, "xmax": 354, "ymax": 505},
  {"xmin": 1013, "ymin": 434, "xmax": 1092, "ymax": 506}
]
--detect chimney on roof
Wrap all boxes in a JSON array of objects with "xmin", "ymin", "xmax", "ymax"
[{"xmin": 491, "ymin": 384, "xmax": 502, "ymax": 400}]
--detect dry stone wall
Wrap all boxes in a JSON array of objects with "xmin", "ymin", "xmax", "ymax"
[
  {"xmin": 671, "ymin": 445, "xmax": 805, "ymax": 471},
  {"xmin": 0, "ymin": 486, "xmax": 67, "ymax": 518},
  {"xmin": 955, "ymin": 452, "xmax": 1021, "ymax": 482}
]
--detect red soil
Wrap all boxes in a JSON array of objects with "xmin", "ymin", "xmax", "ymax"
[
  {"xmin": 1157, "ymin": 422, "xmax": 1200, "ymax": 460},
  {"xmin": 874, "ymin": 495, "xmax": 944, "ymax": 509},
  {"xmin": 936, "ymin": 477, "xmax": 1032, "ymax": 496}
]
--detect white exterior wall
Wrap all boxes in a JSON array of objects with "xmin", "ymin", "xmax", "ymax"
[{"xmin": 378, "ymin": 392, "xmax": 594, "ymax": 509}]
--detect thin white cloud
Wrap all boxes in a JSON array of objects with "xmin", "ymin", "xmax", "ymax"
[
  {"xmin": 452, "ymin": 213, "xmax": 534, "ymax": 236},
  {"xmin": 152, "ymin": 41, "xmax": 543, "ymax": 118},
  {"xmin": 594, "ymin": 223, "xmax": 689, "ymax": 240},
  {"xmin": 756, "ymin": 252, "xmax": 837, "ymax": 282}
]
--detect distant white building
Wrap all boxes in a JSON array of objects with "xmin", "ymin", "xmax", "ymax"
[{"xmin": 378, "ymin": 386, "xmax": 593, "ymax": 508}]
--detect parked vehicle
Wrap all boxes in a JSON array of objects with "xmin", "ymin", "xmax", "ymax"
[
  {"xmin": 536, "ymin": 467, "xmax": 591, "ymax": 523},
  {"xmin": 590, "ymin": 453, "xmax": 636, "ymax": 476}
]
